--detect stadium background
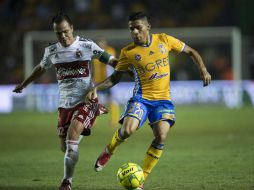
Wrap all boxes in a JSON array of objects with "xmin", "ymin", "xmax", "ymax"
[
  {"xmin": 1, "ymin": 0, "xmax": 254, "ymax": 84},
  {"xmin": 0, "ymin": 1, "xmax": 254, "ymax": 190}
]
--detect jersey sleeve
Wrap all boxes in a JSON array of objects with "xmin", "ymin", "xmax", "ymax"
[
  {"xmin": 115, "ymin": 49, "xmax": 131, "ymax": 71},
  {"xmin": 40, "ymin": 47, "xmax": 52, "ymax": 70},
  {"xmin": 91, "ymin": 41, "xmax": 113, "ymax": 64},
  {"xmin": 162, "ymin": 33, "xmax": 185, "ymax": 53}
]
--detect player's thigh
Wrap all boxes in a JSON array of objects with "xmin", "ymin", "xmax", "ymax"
[
  {"xmin": 148, "ymin": 101, "xmax": 175, "ymax": 142},
  {"xmin": 148, "ymin": 101, "xmax": 175, "ymax": 127},
  {"xmin": 120, "ymin": 101, "xmax": 148, "ymax": 128}
]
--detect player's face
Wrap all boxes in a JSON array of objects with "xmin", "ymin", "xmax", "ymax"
[
  {"xmin": 128, "ymin": 19, "xmax": 150, "ymax": 45},
  {"xmin": 53, "ymin": 20, "xmax": 75, "ymax": 47}
]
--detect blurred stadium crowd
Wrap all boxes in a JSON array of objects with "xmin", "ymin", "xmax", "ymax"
[{"xmin": 0, "ymin": 0, "xmax": 254, "ymax": 84}]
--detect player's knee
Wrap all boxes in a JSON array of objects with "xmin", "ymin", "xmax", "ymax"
[
  {"xmin": 122, "ymin": 125, "xmax": 136, "ymax": 137},
  {"xmin": 68, "ymin": 119, "xmax": 83, "ymax": 140},
  {"xmin": 155, "ymin": 133, "xmax": 168, "ymax": 144},
  {"xmin": 122, "ymin": 118, "xmax": 139, "ymax": 137},
  {"xmin": 61, "ymin": 144, "xmax": 66, "ymax": 153}
]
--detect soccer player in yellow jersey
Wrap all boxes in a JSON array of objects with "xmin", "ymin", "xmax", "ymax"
[{"xmin": 86, "ymin": 12, "xmax": 211, "ymax": 190}]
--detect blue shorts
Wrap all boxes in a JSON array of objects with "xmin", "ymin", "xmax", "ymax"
[{"xmin": 119, "ymin": 97, "xmax": 176, "ymax": 128}]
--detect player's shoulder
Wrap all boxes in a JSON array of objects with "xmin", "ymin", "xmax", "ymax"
[
  {"xmin": 78, "ymin": 36, "xmax": 94, "ymax": 43},
  {"xmin": 154, "ymin": 33, "xmax": 178, "ymax": 44},
  {"xmin": 47, "ymin": 41, "xmax": 58, "ymax": 46},
  {"xmin": 78, "ymin": 36, "xmax": 97, "ymax": 49},
  {"xmin": 121, "ymin": 42, "xmax": 136, "ymax": 52},
  {"xmin": 45, "ymin": 41, "xmax": 58, "ymax": 53},
  {"xmin": 154, "ymin": 33, "xmax": 171, "ymax": 41}
]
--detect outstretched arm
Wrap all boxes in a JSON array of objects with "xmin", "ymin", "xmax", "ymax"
[
  {"xmin": 183, "ymin": 45, "xmax": 211, "ymax": 86},
  {"xmin": 107, "ymin": 57, "xmax": 118, "ymax": 68},
  {"xmin": 13, "ymin": 64, "xmax": 46, "ymax": 93},
  {"xmin": 86, "ymin": 70, "xmax": 124, "ymax": 101}
]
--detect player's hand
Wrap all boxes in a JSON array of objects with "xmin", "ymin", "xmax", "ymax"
[
  {"xmin": 200, "ymin": 69, "xmax": 211, "ymax": 87},
  {"xmin": 108, "ymin": 58, "xmax": 118, "ymax": 68},
  {"xmin": 85, "ymin": 87, "xmax": 97, "ymax": 104},
  {"xmin": 13, "ymin": 84, "xmax": 25, "ymax": 93}
]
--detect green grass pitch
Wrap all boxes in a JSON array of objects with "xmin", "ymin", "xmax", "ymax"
[{"xmin": 0, "ymin": 106, "xmax": 253, "ymax": 190}]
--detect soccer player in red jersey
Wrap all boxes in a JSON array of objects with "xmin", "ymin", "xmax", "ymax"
[{"xmin": 13, "ymin": 12, "xmax": 117, "ymax": 190}]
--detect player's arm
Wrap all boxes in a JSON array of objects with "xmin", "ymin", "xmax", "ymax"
[
  {"xmin": 86, "ymin": 70, "xmax": 124, "ymax": 101},
  {"xmin": 13, "ymin": 64, "xmax": 46, "ymax": 93},
  {"xmin": 99, "ymin": 51, "xmax": 118, "ymax": 68},
  {"xmin": 97, "ymin": 70, "xmax": 123, "ymax": 90},
  {"xmin": 91, "ymin": 41, "xmax": 118, "ymax": 68},
  {"xmin": 183, "ymin": 45, "xmax": 211, "ymax": 86}
]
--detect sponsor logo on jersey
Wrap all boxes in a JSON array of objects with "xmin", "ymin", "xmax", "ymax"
[
  {"xmin": 162, "ymin": 113, "xmax": 175, "ymax": 120},
  {"xmin": 57, "ymin": 67, "xmax": 87, "ymax": 79},
  {"xmin": 49, "ymin": 45, "xmax": 57, "ymax": 53},
  {"xmin": 75, "ymin": 49, "xmax": 82, "ymax": 58},
  {"xmin": 158, "ymin": 109, "xmax": 174, "ymax": 113},
  {"xmin": 149, "ymin": 72, "xmax": 168, "ymax": 80},
  {"xmin": 149, "ymin": 51, "xmax": 154, "ymax": 55},
  {"xmin": 135, "ymin": 56, "xmax": 169, "ymax": 74},
  {"xmin": 82, "ymin": 43, "xmax": 92, "ymax": 49},
  {"xmin": 55, "ymin": 61, "xmax": 90, "ymax": 80},
  {"xmin": 158, "ymin": 43, "xmax": 166, "ymax": 54},
  {"xmin": 135, "ymin": 54, "xmax": 141, "ymax": 61},
  {"xmin": 93, "ymin": 50, "xmax": 102, "ymax": 55}
]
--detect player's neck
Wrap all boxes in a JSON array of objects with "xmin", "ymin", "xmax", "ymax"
[
  {"xmin": 68, "ymin": 36, "xmax": 76, "ymax": 45},
  {"xmin": 145, "ymin": 34, "xmax": 151, "ymax": 45},
  {"xmin": 61, "ymin": 36, "xmax": 76, "ymax": 47},
  {"xmin": 139, "ymin": 34, "xmax": 151, "ymax": 47}
]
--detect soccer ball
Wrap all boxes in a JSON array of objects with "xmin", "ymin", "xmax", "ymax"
[{"xmin": 117, "ymin": 163, "xmax": 144, "ymax": 189}]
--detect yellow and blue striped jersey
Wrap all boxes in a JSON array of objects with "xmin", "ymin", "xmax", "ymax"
[{"xmin": 115, "ymin": 33, "xmax": 185, "ymax": 100}]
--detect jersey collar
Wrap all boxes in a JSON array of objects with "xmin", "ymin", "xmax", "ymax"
[
  {"xmin": 58, "ymin": 36, "xmax": 78, "ymax": 49},
  {"xmin": 137, "ymin": 34, "xmax": 152, "ymax": 47}
]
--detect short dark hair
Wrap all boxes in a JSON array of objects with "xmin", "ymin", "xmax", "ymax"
[
  {"xmin": 128, "ymin": 12, "xmax": 148, "ymax": 21},
  {"xmin": 51, "ymin": 11, "xmax": 73, "ymax": 27}
]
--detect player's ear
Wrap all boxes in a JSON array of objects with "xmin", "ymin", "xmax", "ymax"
[{"xmin": 70, "ymin": 24, "xmax": 74, "ymax": 32}]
